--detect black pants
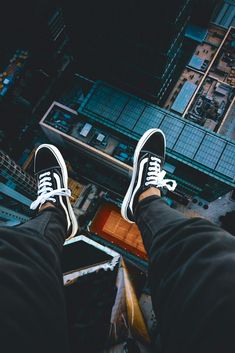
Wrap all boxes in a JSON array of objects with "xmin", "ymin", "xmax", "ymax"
[
  {"xmin": 0, "ymin": 208, "xmax": 69, "ymax": 353},
  {"xmin": 0, "ymin": 197, "xmax": 235, "ymax": 353},
  {"xmin": 136, "ymin": 196, "xmax": 235, "ymax": 353}
]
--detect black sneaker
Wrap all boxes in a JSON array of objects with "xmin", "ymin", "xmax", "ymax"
[
  {"xmin": 30, "ymin": 144, "xmax": 78, "ymax": 239},
  {"xmin": 121, "ymin": 129, "xmax": 177, "ymax": 223}
]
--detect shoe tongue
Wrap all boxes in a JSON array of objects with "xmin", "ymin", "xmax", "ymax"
[
  {"xmin": 140, "ymin": 150, "xmax": 164, "ymax": 166},
  {"xmin": 132, "ymin": 152, "xmax": 163, "ymax": 213},
  {"xmin": 36, "ymin": 166, "xmax": 60, "ymax": 177}
]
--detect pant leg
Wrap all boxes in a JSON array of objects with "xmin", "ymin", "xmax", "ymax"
[
  {"xmin": 135, "ymin": 195, "xmax": 235, "ymax": 353},
  {"xmin": 0, "ymin": 208, "xmax": 69, "ymax": 353}
]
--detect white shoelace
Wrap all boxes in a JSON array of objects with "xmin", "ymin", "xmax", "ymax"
[
  {"xmin": 30, "ymin": 171, "xmax": 71, "ymax": 210},
  {"xmin": 145, "ymin": 156, "xmax": 177, "ymax": 191}
]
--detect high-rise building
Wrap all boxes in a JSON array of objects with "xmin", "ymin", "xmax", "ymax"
[
  {"xmin": 0, "ymin": 1, "xmax": 72, "ymax": 155},
  {"xmin": 0, "ymin": 0, "xmax": 71, "ymax": 75},
  {"xmin": 0, "ymin": 150, "xmax": 36, "ymax": 226},
  {"xmin": 39, "ymin": 81, "xmax": 235, "ymax": 203},
  {"xmin": 62, "ymin": 0, "xmax": 193, "ymax": 101},
  {"xmin": 30, "ymin": 2, "xmax": 72, "ymax": 74}
]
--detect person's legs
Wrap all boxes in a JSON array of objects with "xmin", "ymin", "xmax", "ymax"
[
  {"xmin": 0, "ymin": 207, "xmax": 69, "ymax": 353},
  {"xmin": 0, "ymin": 144, "xmax": 78, "ymax": 352},
  {"xmin": 17, "ymin": 204, "xmax": 66, "ymax": 252},
  {"xmin": 135, "ymin": 193, "xmax": 235, "ymax": 353},
  {"xmin": 122, "ymin": 129, "xmax": 235, "ymax": 353},
  {"xmin": 136, "ymin": 191, "xmax": 188, "ymax": 251}
]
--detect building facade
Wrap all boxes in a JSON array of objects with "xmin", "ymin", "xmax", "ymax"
[{"xmin": 0, "ymin": 150, "xmax": 36, "ymax": 226}]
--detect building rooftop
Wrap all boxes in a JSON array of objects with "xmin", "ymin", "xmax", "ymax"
[
  {"xmin": 206, "ymin": 25, "xmax": 226, "ymax": 47},
  {"xmin": 164, "ymin": 25, "xmax": 234, "ymax": 134},
  {"xmin": 78, "ymin": 81, "xmax": 235, "ymax": 183},
  {"xmin": 164, "ymin": 68, "xmax": 203, "ymax": 111},
  {"xmin": 171, "ymin": 81, "xmax": 197, "ymax": 114},
  {"xmin": 164, "ymin": 24, "xmax": 224, "ymax": 115},
  {"xmin": 209, "ymin": 27, "xmax": 235, "ymax": 85},
  {"xmin": 90, "ymin": 203, "xmax": 147, "ymax": 260},
  {"xmin": 40, "ymin": 101, "xmax": 135, "ymax": 170},
  {"xmin": 212, "ymin": 0, "xmax": 235, "ymax": 29},
  {"xmin": 185, "ymin": 24, "xmax": 208, "ymax": 43},
  {"xmin": 218, "ymin": 100, "xmax": 235, "ymax": 139},
  {"xmin": 188, "ymin": 55, "xmax": 206, "ymax": 70},
  {"xmin": 187, "ymin": 77, "xmax": 234, "ymax": 125}
]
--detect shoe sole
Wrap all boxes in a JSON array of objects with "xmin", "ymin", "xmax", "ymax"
[
  {"xmin": 121, "ymin": 129, "xmax": 166, "ymax": 223},
  {"xmin": 35, "ymin": 144, "xmax": 78, "ymax": 239}
]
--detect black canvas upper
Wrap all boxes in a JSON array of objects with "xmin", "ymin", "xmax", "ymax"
[{"xmin": 130, "ymin": 131, "xmax": 166, "ymax": 219}]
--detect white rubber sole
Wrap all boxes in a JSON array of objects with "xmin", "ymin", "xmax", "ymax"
[
  {"xmin": 121, "ymin": 129, "xmax": 166, "ymax": 223},
  {"xmin": 35, "ymin": 144, "xmax": 78, "ymax": 239}
]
